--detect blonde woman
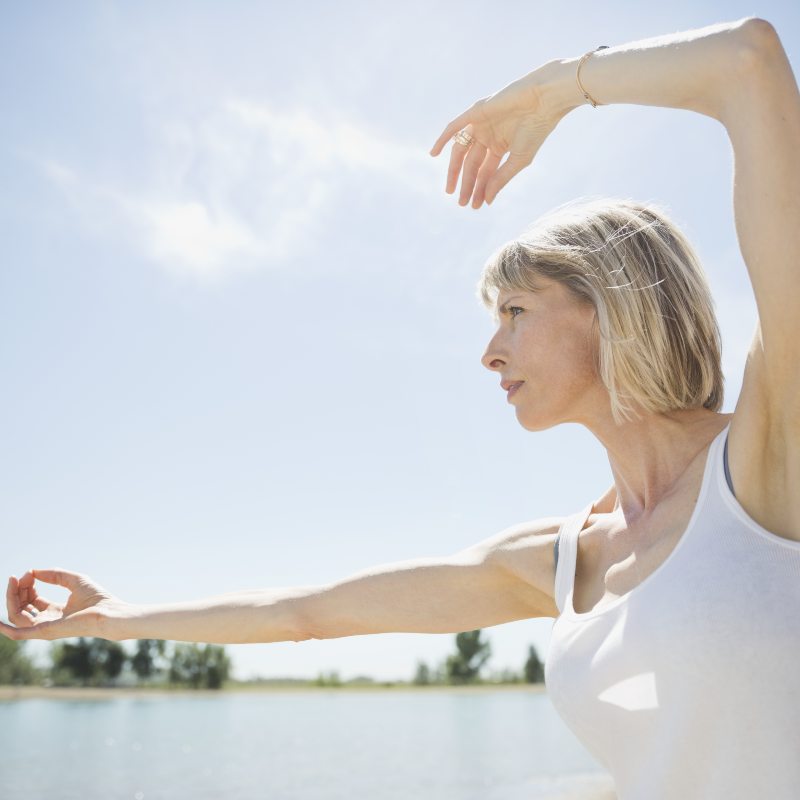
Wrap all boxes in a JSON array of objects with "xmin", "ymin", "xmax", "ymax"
[{"xmin": 4, "ymin": 16, "xmax": 799, "ymax": 798}]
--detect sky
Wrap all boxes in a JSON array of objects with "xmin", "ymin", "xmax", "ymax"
[{"xmin": 3, "ymin": 1, "xmax": 798, "ymax": 682}]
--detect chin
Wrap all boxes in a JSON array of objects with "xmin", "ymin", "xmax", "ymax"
[{"xmin": 515, "ymin": 407, "xmax": 557, "ymax": 433}]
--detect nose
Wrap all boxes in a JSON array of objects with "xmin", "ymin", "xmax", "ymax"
[{"xmin": 481, "ymin": 329, "xmax": 507, "ymax": 372}]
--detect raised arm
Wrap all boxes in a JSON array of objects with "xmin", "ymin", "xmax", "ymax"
[
  {"xmin": 541, "ymin": 18, "xmax": 800, "ymax": 426},
  {"xmin": 431, "ymin": 16, "xmax": 799, "ymax": 535},
  {"xmin": 430, "ymin": 17, "xmax": 761, "ymax": 207},
  {"xmin": 2, "ymin": 519, "xmax": 562, "ymax": 644}
]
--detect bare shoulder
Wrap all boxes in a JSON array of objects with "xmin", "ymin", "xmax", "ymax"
[{"xmin": 458, "ymin": 515, "xmax": 566, "ymax": 618}]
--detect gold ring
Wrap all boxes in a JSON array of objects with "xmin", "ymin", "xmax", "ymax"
[{"xmin": 453, "ymin": 130, "xmax": 475, "ymax": 147}]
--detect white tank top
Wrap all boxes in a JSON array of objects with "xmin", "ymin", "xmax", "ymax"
[{"xmin": 545, "ymin": 422, "xmax": 800, "ymax": 799}]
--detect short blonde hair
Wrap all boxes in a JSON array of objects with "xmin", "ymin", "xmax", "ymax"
[{"xmin": 478, "ymin": 197, "xmax": 724, "ymax": 426}]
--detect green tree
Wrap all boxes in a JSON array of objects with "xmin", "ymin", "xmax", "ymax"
[
  {"xmin": 131, "ymin": 639, "xmax": 167, "ymax": 682},
  {"xmin": 50, "ymin": 638, "xmax": 95, "ymax": 686},
  {"xmin": 524, "ymin": 644, "xmax": 545, "ymax": 683},
  {"xmin": 412, "ymin": 660, "xmax": 431, "ymax": 685},
  {"xmin": 0, "ymin": 638, "xmax": 41, "ymax": 685},
  {"xmin": 168, "ymin": 643, "xmax": 231, "ymax": 689},
  {"xmin": 445, "ymin": 629, "xmax": 492, "ymax": 684},
  {"xmin": 49, "ymin": 638, "xmax": 129, "ymax": 686},
  {"xmin": 314, "ymin": 670, "xmax": 342, "ymax": 687},
  {"xmin": 202, "ymin": 644, "xmax": 231, "ymax": 689},
  {"xmin": 90, "ymin": 639, "xmax": 127, "ymax": 685}
]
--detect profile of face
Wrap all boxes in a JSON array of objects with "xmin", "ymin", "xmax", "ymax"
[{"xmin": 481, "ymin": 278, "xmax": 603, "ymax": 431}]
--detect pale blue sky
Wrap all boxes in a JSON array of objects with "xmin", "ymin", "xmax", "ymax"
[{"xmin": 3, "ymin": 2, "xmax": 798, "ymax": 680}]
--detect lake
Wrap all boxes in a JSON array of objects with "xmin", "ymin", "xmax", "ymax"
[{"xmin": 0, "ymin": 686, "xmax": 615, "ymax": 799}]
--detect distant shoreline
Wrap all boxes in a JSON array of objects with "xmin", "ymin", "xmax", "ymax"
[{"xmin": 0, "ymin": 683, "xmax": 547, "ymax": 701}]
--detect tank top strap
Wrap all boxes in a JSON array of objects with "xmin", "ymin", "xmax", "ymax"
[{"xmin": 554, "ymin": 501, "xmax": 594, "ymax": 615}]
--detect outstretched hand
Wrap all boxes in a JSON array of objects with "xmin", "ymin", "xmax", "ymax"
[
  {"xmin": 429, "ymin": 65, "xmax": 569, "ymax": 209},
  {"xmin": 1, "ymin": 569, "xmax": 129, "ymax": 641}
]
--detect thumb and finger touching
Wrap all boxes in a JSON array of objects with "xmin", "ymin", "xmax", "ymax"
[{"xmin": 2, "ymin": 568, "xmax": 103, "ymax": 641}]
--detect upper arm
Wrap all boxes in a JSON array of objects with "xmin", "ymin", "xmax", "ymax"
[
  {"xmin": 295, "ymin": 517, "xmax": 563, "ymax": 640},
  {"xmin": 722, "ymin": 19, "xmax": 800, "ymax": 429},
  {"xmin": 459, "ymin": 515, "xmax": 563, "ymax": 619},
  {"xmin": 713, "ymin": 19, "xmax": 800, "ymax": 540}
]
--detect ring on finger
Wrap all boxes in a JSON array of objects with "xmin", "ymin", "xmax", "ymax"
[{"xmin": 453, "ymin": 129, "xmax": 475, "ymax": 147}]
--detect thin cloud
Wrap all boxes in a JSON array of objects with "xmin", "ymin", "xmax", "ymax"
[{"xmin": 38, "ymin": 100, "xmax": 437, "ymax": 283}]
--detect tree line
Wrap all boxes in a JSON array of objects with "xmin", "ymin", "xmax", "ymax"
[
  {"xmin": 0, "ymin": 637, "xmax": 231, "ymax": 689},
  {"xmin": 0, "ymin": 629, "xmax": 545, "ymax": 690}
]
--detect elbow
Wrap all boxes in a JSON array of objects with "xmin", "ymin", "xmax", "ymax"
[
  {"xmin": 739, "ymin": 17, "xmax": 779, "ymax": 48},
  {"xmin": 735, "ymin": 17, "xmax": 783, "ymax": 73}
]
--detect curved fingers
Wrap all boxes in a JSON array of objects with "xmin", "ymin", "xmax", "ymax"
[
  {"xmin": 446, "ymin": 140, "xmax": 470, "ymax": 194},
  {"xmin": 471, "ymin": 151, "xmax": 503, "ymax": 208},
  {"xmin": 6, "ymin": 576, "xmax": 30, "ymax": 626},
  {"xmin": 29, "ymin": 568, "xmax": 79, "ymax": 587},
  {"xmin": 31, "ymin": 594, "xmax": 55, "ymax": 612},
  {"xmin": 459, "ymin": 142, "xmax": 489, "ymax": 206}
]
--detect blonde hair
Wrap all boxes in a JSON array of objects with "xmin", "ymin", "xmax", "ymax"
[{"xmin": 478, "ymin": 197, "xmax": 724, "ymax": 426}]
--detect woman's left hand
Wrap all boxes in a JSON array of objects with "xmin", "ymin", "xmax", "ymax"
[
  {"xmin": 429, "ymin": 64, "xmax": 569, "ymax": 209},
  {"xmin": 1, "ymin": 569, "xmax": 130, "ymax": 641}
]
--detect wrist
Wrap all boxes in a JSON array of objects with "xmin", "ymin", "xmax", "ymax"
[
  {"xmin": 536, "ymin": 57, "xmax": 594, "ymax": 118},
  {"xmin": 97, "ymin": 602, "xmax": 142, "ymax": 642}
]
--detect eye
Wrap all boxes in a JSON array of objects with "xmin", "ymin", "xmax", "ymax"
[{"xmin": 508, "ymin": 306, "xmax": 524, "ymax": 319}]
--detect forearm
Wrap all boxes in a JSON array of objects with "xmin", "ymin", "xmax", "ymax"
[
  {"xmin": 107, "ymin": 587, "xmax": 314, "ymax": 644},
  {"xmin": 539, "ymin": 17, "xmax": 760, "ymax": 122}
]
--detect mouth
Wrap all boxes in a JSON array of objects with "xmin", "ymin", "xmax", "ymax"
[{"xmin": 501, "ymin": 380, "xmax": 524, "ymax": 400}]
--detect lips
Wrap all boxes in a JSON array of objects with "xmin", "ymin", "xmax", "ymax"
[{"xmin": 501, "ymin": 379, "xmax": 524, "ymax": 400}]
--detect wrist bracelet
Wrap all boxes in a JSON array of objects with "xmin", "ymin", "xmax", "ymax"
[{"xmin": 576, "ymin": 45, "xmax": 609, "ymax": 108}]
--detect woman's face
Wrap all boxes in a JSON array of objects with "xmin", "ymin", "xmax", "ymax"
[{"xmin": 481, "ymin": 279, "xmax": 603, "ymax": 431}]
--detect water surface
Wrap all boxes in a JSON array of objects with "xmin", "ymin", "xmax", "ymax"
[{"xmin": 0, "ymin": 687, "xmax": 615, "ymax": 799}]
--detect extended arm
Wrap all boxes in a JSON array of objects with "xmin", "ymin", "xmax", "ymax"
[
  {"xmin": 3, "ymin": 518, "xmax": 561, "ymax": 643},
  {"xmin": 115, "ymin": 535, "xmax": 557, "ymax": 644}
]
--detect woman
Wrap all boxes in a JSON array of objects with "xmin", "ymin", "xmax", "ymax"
[{"xmin": 3, "ymin": 16, "xmax": 799, "ymax": 798}]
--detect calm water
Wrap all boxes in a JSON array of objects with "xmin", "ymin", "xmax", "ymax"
[{"xmin": 0, "ymin": 687, "xmax": 615, "ymax": 799}]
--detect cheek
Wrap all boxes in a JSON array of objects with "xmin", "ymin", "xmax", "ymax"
[{"xmin": 529, "ymin": 326, "xmax": 598, "ymax": 397}]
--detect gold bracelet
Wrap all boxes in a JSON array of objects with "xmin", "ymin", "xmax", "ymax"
[{"xmin": 576, "ymin": 45, "xmax": 609, "ymax": 108}]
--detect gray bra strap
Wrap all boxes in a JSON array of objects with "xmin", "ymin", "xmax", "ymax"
[{"xmin": 723, "ymin": 429, "xmax": 736, "ymax": 500}]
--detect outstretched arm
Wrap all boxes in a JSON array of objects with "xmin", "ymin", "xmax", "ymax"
[{"xmin": 2, "ymin": 517, "xmax": 560, "ymax": 643}]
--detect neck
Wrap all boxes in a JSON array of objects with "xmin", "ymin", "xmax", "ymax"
[{"xmin": 585, "ymin": 406, "xmax": 730, "ymax": 527}]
